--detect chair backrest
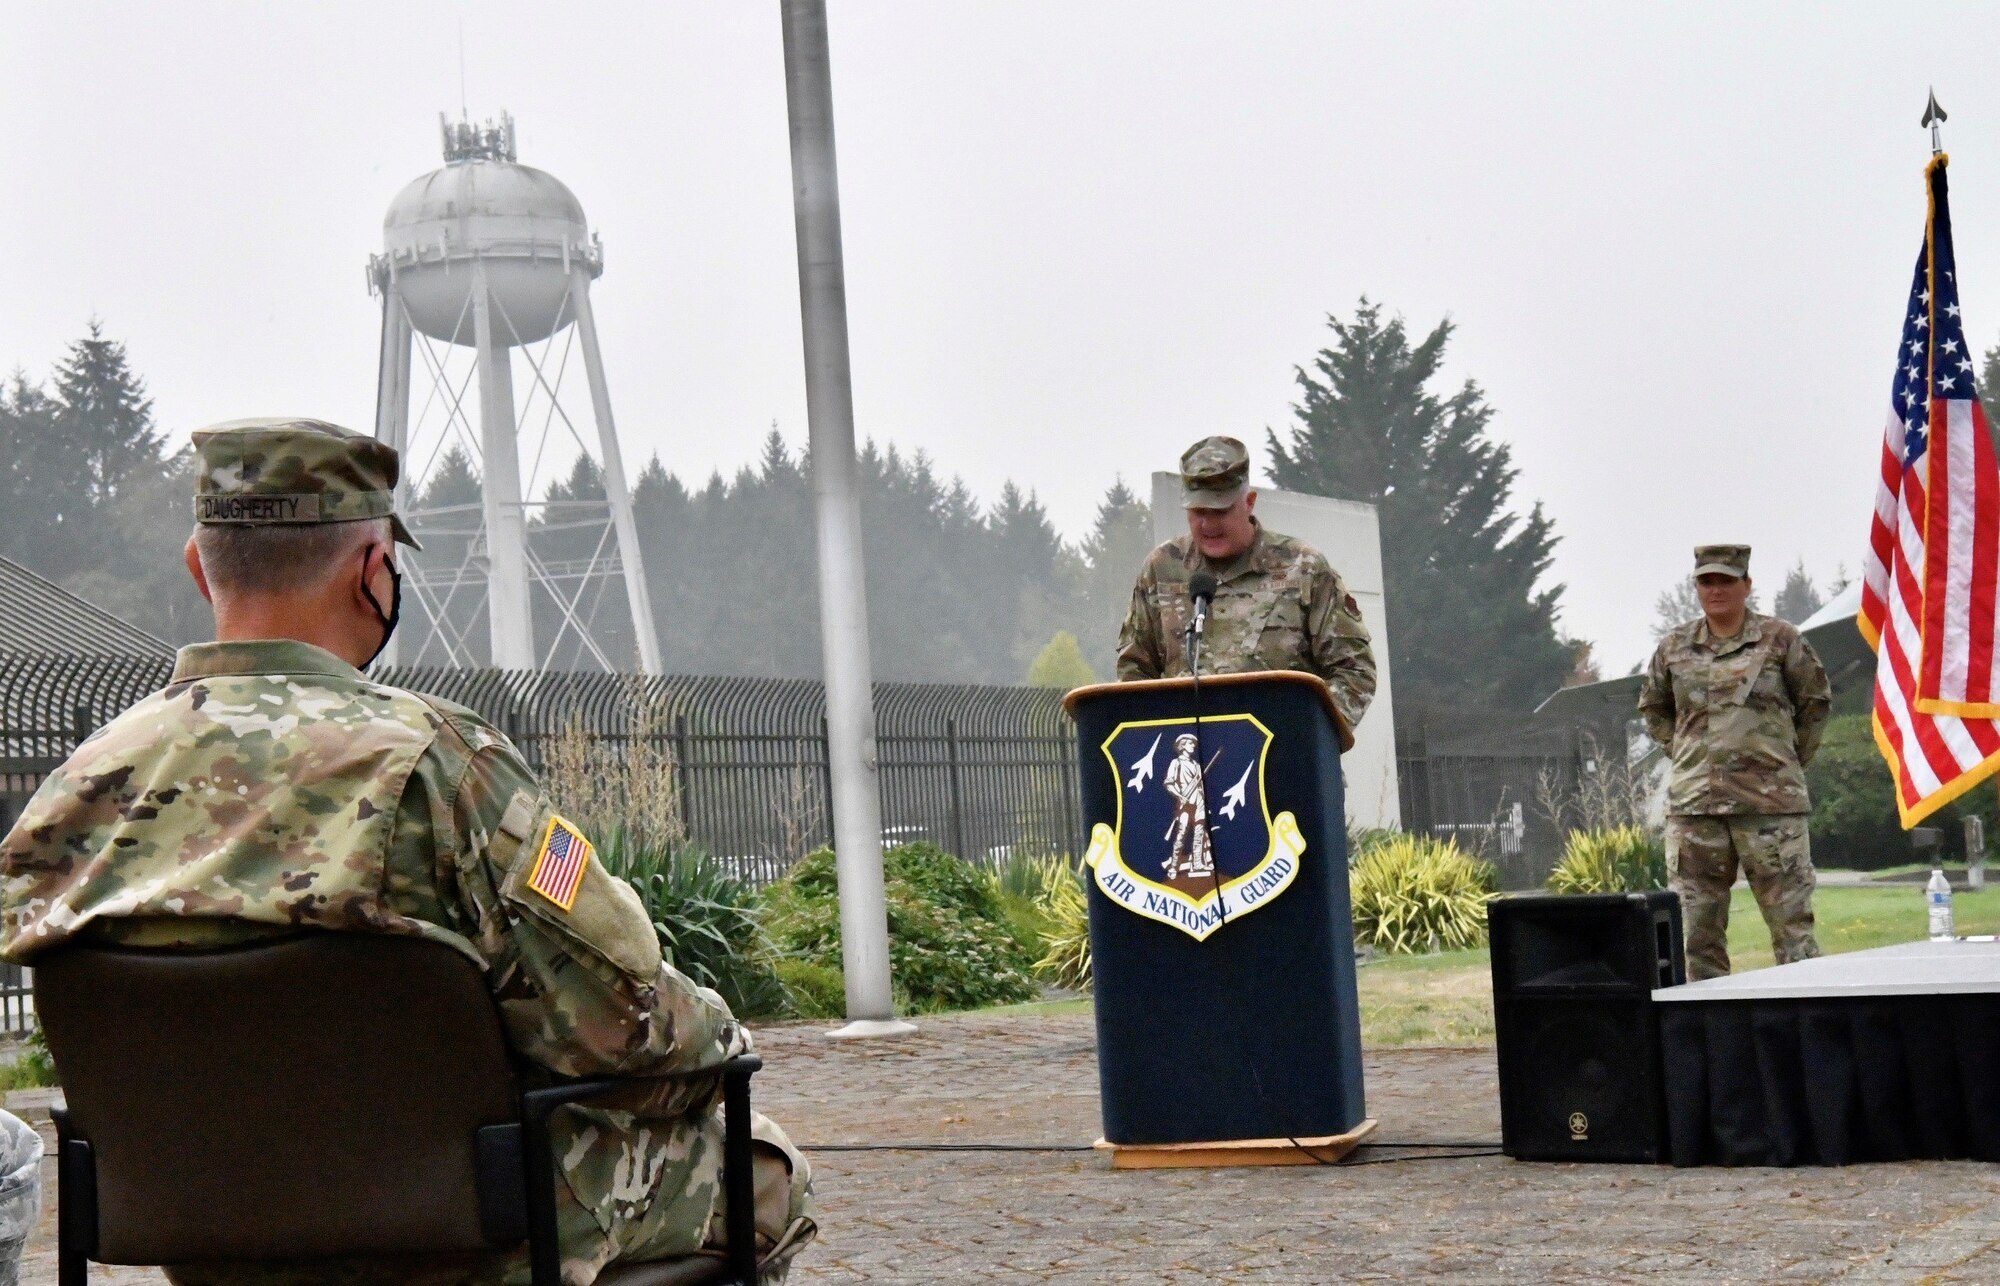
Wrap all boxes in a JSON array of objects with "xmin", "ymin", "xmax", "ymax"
[{"xmin": 36, "ymin": 933, "xmax": 523, "ymax": 1263}]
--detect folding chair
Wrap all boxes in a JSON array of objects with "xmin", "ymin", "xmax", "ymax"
[{"xmin": 35, "ymin": 934, "xmax": 763, "ymax": 1285}]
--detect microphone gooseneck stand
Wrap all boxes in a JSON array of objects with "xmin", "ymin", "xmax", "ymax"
[{"xmin": 1184, "ymin": 574, "xmax": 1225, "ymax": 929}]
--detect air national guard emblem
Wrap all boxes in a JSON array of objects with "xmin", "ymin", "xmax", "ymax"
[{"xmin": 1082, "ymin": 714, "xmax": 1307, "ymax": 941}]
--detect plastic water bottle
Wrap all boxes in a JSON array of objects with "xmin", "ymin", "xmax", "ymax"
[{"xmin": 1928, "ymin": 868, "xmax": 1956, "ymax": 941}]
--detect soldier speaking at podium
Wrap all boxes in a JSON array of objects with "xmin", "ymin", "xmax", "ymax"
[
  {"xmin": 1115, "ymin": 435, "xmax": 1377, "ymax": 732},
  {"xmin": 1079, "ymin": 435, "xmax": 1377, "ymax": 1159}
]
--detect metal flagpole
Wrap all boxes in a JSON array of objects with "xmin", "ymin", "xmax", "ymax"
[{"xmin": 780, "ymin": 0, "xmax": 913, "ymax": 1038}]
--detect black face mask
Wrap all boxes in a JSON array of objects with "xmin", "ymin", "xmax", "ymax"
[{"xmin": 359, "ymin": 547, "xmax": 402, "ymax": 670}]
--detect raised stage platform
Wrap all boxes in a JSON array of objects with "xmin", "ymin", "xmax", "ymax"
[{"xmin": 1654, "ymin": 941, "xmax": 2000, "ymax": 1166}]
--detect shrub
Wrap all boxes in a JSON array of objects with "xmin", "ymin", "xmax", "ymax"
[
  {"xmin": 990, "ymin": 851, "xmax": 1065, "ymax": 961},
  {"xmin": 1348, "ymin": 834, "xmax": 1496, "ymax": 955},
  {"xmin": 766, "ymin": 843, "xmax": 1038, "ymax": 1012},
  {"xmin": 1032, "ymin": 859, "xmax": 1092, "ymax": 991},
  {"xmin": 773, "ymin": 959, "xmax": 847, "ymax": 1019},
  {"xmin": 598, "ymin": 832, "xmax": 788, "ymax": 1018},
  {"xmin": 0, "ymin": 1029, "xmax": 56, "ymax": 1092},
  {"xmin": 1805, "ymin": 713, "xmax": 2000, "ymax": 868},
  {"xmin": 1547, "ymin": 825, "xmax": 1667, "ymax": 894},
  {"xmin": 1808, "ymin": 714, "xmax": 1915, "ymax": 869}
]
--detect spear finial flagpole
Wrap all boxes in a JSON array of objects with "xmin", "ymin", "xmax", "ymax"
[{"xmin": 1924, "ymin": 88, "xmax": 1948, "ymax": 156}]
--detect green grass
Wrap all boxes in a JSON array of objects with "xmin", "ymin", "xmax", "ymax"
[
  {"xmin": 965, "ymin": 885, "xmax": 2000, "ymax": 1048},
  {"xmin": 1357, "ymin": 945, "xmax": 1494, "ymax": 1047},
  {"xmin": 1825, "ymin": 862, "xmax": 1992, "ymax": 880},
  {"xmin": 1724, "ymin": 883, "xmax": 2000, "ymax": 970}
]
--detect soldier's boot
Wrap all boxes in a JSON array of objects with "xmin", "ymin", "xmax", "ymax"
[
  {"xmin": 1668, "ymin": 815, "xmax": 1738, "ymax": 981},
  {"xmin": 1738, "ymin": 814, "xmax": 1822, "ymax": 967}
]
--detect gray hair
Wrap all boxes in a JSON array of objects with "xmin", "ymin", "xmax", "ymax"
[{"xmin": 193, "ymin": 517, "xmax": 392, "ymax": 596}]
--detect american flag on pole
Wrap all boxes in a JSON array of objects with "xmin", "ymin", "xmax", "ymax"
[{"xmin": 1861, "ymin": 152, "xmax": 2000, "ymax": 826}]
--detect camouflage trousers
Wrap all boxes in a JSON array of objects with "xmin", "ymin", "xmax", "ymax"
[
  {"xmin": 1668, "ymin": 813, "xmax": 1821, "ymax": 981},
  {"xmin": 548, "ymin": 1103, "xmax": 815, "ymax": 1285}
]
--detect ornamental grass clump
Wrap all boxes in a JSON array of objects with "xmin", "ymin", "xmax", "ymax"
[
  {"xmin": 597, "ymin": 833, "xmax": 788, "ymax": 1019},
  {"xmin": 1348, "ymin": 834, "xmax": 1497, "ymax": 955},
  {"xmin": 1547, "ymin": 825, "xmax": 1668, "ymax": 895},
  {"xmin": 1031, "ymin": 858, "xmax": 1092, "ymax": 991}
]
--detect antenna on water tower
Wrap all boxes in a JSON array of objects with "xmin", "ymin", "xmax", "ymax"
[{"xmin": 367, "ymin": 111, "xmax": 662, "ymax": 674}]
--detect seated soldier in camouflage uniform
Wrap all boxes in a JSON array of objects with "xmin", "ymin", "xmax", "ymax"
[
  {"xmin": 1116, "ymin": 436, "xmax": 1377, "ymax": 735},
  {"xmin": 1639, "ymin": 544, "xmax": 1833, "ymax": 981},
  {"xmin": 0, "ymin": 419, "xmax": 815, "ymax": 1284}
]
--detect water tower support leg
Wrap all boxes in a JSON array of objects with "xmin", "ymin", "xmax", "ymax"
[
  {"xmin": 472, "ymin": 265, "xmax": 535, "ymax": 671},
  {"xmin": 371, "ymin": 291, "xmax": 416, "ymax": 667},
  {"xmin": 569, "ymin": 275, "xmax": 663, "ymax": 676}
]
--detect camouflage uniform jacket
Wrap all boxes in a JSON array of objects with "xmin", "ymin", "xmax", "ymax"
[
  {"xmin": 1115, "ymin": 524, "xmax": 1377, "ymax": 733},
  {"xmin": 0, "ymin": 640, "xmax": 810, "ymax": 1281},
  {"xmin": 1638, "ymin": 613, "xmax": 1833, "ymax": 816}
]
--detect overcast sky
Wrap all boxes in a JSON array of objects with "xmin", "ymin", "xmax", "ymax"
[{"xmin": 8, "ymin": 2, "xmax": 2000, "ymax": 674}]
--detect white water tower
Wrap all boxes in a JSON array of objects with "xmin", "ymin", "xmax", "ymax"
[{"xmin": 368, "ymin": 112, "xmax": 661, "ymax": 673}]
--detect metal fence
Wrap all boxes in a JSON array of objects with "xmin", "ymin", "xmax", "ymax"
[
  {"xmin": 0, "ymin": 653, "xmax": 1082, "ymax": 888},
  {"xmin": 2, "ymin": 649, "xmax": 1611, "ymax": 917},
  {"xmin": 1396, "ymin": 712, "xmax": 1584, "ymax": 890}
]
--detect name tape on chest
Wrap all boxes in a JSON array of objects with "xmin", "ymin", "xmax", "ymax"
[{"xmin": 526, "ymin": 814, "xmax": 595, "ymax": 912}]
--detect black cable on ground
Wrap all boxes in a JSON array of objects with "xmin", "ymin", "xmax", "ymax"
[
  {"xmin": 800, "ymin": 1140, "xmax": 1505, "ymax": 1157},
  {"xmin": 1342, "ymin": 1150, "xmax": 1504, "ymax": 1166},
  {"xmin": 801, "ymin": 1143, "xmax": 1096, "ymax": 1153}
]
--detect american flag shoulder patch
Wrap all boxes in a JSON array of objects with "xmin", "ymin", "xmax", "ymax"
[{"xmin": 526, "ymin": 814, "xmax": 594, "ymax": 912}]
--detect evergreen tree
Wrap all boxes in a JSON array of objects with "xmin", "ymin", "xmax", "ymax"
[
  {"xmin": 52, "ymin": 320, "xmax": 165, "ymax": 508},
  {"xmin": 397, "ymin": 444, "xmax": 487, "ymax": 666},
  {"xmin": 1077, "ymin": 479, "xmax": 1153, "ymax": 673},
  {"xmin": 632, "ymin": 430, "xmax": 820, "ymax": 679},
  {"xmin": 0, "ymin": 371, "xmax": 80, "ymax": 575},
  {"xmin": 856, "ymin": 441, "xmax": 988, "ymax": 681},
  {"xmin": 534, "ymin": 453, "xmax": 639, "ymax": 672},
  {"xmin": 0, "ymin": 323, "xmax": 176, "ymax": 599},
  {"xmin": 65, "ymin": 447, "xmax": 211, "ymax": 646},
  {"xmin": 985, "ymin": 483, "xmax": 1080, "ymax": 678},
  {"xmin": 1773, "ymin": 559, "xmax": 1824, "ymax": 625},
  {"xmin": 1266, "ymin": 300, "xmax": 1572, "ymax": 711}
]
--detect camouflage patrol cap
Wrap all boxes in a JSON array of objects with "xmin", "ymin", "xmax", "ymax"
[
  {"xmin": 191, "ymin": 418, "xmax": 421, "ymax": 549},
  {"xmin": 1180, "ymin": 436, "xmax": 1251, "ymax": 510},
  {"xmin": 1693, "ymin": 544, "xmax": 1750, "ymax": 579}
]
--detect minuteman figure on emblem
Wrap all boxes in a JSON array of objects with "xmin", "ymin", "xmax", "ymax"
[{"xmin": 1162, "ymin": 733, "xmax": 1215, "ymax": 879}]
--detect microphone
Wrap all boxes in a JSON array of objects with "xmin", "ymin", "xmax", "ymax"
[{"xmin": 1188, "ymin": 572, "xmax": 1217, "ymax": 637}]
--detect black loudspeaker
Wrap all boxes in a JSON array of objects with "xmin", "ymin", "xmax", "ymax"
[{"xmin": 1490, "ymin": 891, "xmax": 1684, "ymax": 1163}]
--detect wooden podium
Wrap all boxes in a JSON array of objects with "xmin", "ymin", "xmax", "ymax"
[{"xmin": 1064, "ymin": 672, "xmax": 1373, "ymax": 1168}]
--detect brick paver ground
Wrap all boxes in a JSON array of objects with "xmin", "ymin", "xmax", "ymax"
[{"xmin": 16, "ymin": 1011, "xmax": 2000, "ymax": 1282}]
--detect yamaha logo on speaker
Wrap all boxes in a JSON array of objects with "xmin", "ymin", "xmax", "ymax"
[{"xmin": 1568, "ymin": 1112, "xmax": 1589, "ymax": 1141}]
